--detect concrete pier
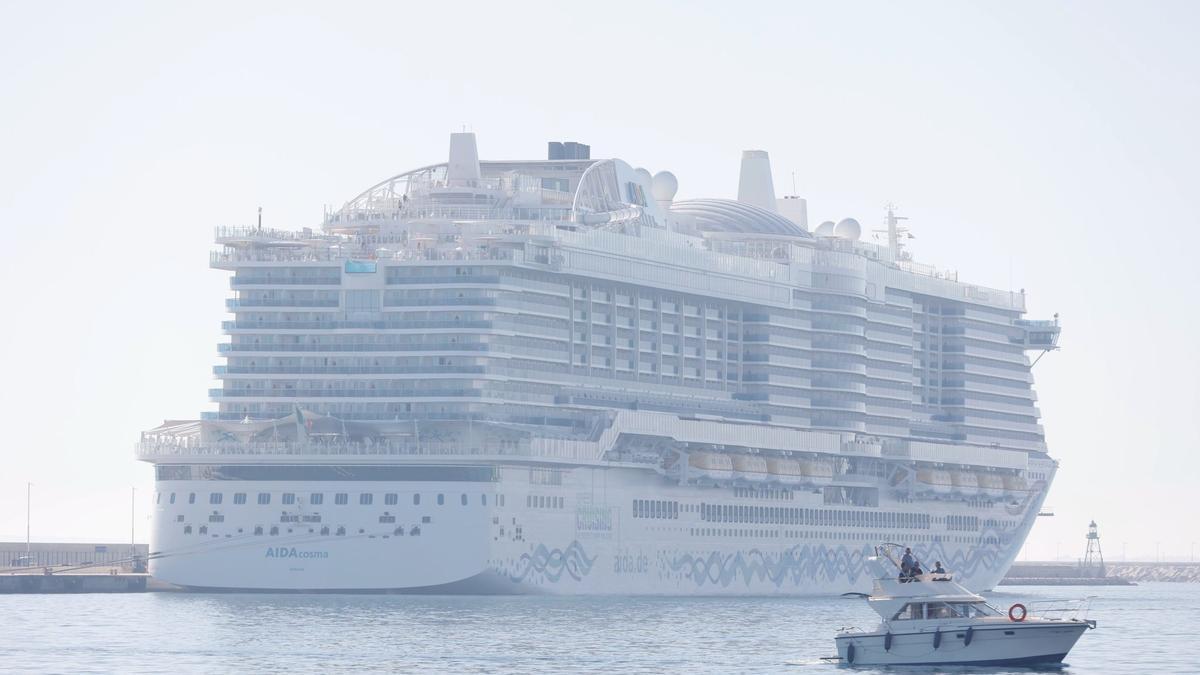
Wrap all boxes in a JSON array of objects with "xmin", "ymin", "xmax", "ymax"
[{"xmin": 0, "ymin": 571, "xmax": 150, "ymax": 593}]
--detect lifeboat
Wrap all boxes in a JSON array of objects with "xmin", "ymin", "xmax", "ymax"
[
  {"xmin": 1002, "ymin": 474, "xmax": 1029, "ymax": 494},
  {"xmin": 916, "ymin": 469, "xmax": 954, "ymax": 494},
  {"xmin": 977, "ymin": 472, "xmax": 1006, "ymax": 497},
  {"xmin": 800, "ymin": 458, "xmax": 835, "ymax": 484},
  {"xmin": 765, "ymin": 457, "xmax": 804, "ymax": 486},
  {"xmin": 951, "ymin": 471, "xmax": 979, "ymax": 495},
  {"xmin": 688, "ymin": 452, "xmax": 734, "ymax": 482},
  {"xmin": 731, "ymin": 454, "xmax": 769, "ymax": 482}
]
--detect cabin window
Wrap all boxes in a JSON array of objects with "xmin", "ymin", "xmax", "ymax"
[
  {"xmin": 257, "ymin": 493, "xmax": 271, "ymax": 505},
  {"xmin": 335, "ymin": 493, "xmax": 348, "ymax": 505},
  {"xmin": 925, "ymin": 602, "xmax": 959, "ymax": 619},
  {"xmin": 310, "ymin": 493, "xmax": 324, "ymax": 505},
  {"xmin": 892, "ymin": 603, "xmax": 925, "ymax": 621},
  {"xmin": 282, "ymin": 493, "xmax": 296, "ymax": 505},
  {"xmin": 385, "ymin": 493, "xmax": 398, "ymax": 506}
]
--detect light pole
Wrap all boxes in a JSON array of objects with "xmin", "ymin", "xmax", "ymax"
[{"xmin": 25, "ymin": 482, "xmax": 32, "ymax": 554}]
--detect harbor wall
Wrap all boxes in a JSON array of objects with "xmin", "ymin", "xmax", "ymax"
[{"xmin": 0, "ymin": 542, "xmax": 148, "ymax": 569}]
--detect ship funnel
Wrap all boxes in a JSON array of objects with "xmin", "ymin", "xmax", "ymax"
[
  {"xmin": 737, "ymin": 150, "xmax": 777, "ymax": 212},
  {"xmin": 447, "ymin": 132, "xmax": 482, "ymax": 187},
  {"xmin": 777, "ymin": 196, "xmax": 809, "ymax": 231}
]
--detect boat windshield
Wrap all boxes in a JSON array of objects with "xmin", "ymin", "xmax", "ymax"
[{"xmin": 891, "ymin": 601, "xmax": 1001, "ymax": 620}]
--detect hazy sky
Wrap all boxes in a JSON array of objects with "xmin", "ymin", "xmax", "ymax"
[{"xmin": 1, "ymin": 1, "xmax": 1197, "ymax": 562}]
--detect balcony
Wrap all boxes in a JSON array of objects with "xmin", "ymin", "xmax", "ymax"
[
  {"xmin": 211, "ymin": 388, "xmax": 486, "ymax": 399},
  {"xmin": 221, "ymin": 320, "xmax": 495, "ymax": 331},
  {"xmin": 231, "ymin": 277, "xmax": 341, "ymax": 287},
  {"xmin": 217, "ymin": 365, "xmax": 487, "ymax": 375},
  {"xmin": 226, "ymin": 299, "xmax": 340, "ymax": 310},
  {"xmin": 219, "ymin": 342, "xmax": 489, "ymax": 354}
]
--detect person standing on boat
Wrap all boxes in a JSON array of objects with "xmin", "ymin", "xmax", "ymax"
[{"xmin": 900, "ymin": 548, "xmax": 915, "ymax": 581}]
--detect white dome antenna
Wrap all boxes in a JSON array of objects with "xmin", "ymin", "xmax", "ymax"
[
  {"xmin": 835, "ymin": 218, "xmax": 862, "ymax": 240},
  {"xmin": 652, "ymin": 170, "xmax": 679, "ymax": 207}
]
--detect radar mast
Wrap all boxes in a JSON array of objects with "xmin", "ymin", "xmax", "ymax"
[{"xmin": 875, "ymin": 204, "xmax": 911, "ymax": 260}]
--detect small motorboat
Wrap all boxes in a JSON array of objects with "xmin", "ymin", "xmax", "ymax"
[{"xmin": 834, "ymin": 543, "xmax": 1096, "ymax": 667}]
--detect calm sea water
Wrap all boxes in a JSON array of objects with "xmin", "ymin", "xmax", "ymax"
[{"xmin": 0, "ymin": 583, "xmax": 1195, "ymax": 673}]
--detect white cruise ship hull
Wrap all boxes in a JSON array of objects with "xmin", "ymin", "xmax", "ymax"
[{"xmin": 150, "ymin": 462, "xmax": 1049, "ymax": 594}]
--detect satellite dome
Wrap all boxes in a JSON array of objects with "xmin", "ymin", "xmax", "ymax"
[
  {"xmin": 814, "ymin": 220, "xmax": 836, "ymax": 237},
  {"xmin": 834, "ymin": 218, "xmax": 861, "ymax": 240},
  {"xmin": 634, "ymin": 167, "xmax": 652, "ymax": 185},
  {"xmin": 652, "ymin": 171, "xmax": 679, "ymax": 202}
]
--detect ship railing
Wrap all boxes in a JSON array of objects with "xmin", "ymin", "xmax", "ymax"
[
  {"xmin": 1024, "ymin": 596, "xmax": 1095, "ymax": 622},
  {"xmin": 215, "ymin": 226, "xmax": 327, "ymax": 242},
  {"xmin": 134, "ymin": 438, "xmax": 600, "ymax": 462},
  {"xmin": 327, "ymin": 204, "xmax": 573, "ymax": 223},
  {"xmin": 896, "ymin": 259, "xmax": 954, "ymax": 281},
  {"xmin": 210, "ymin": 247, "xmax": 520, "ymax": 265}
]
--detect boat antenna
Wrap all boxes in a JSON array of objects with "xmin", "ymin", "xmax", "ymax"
[{"xmin": 257, "ymin": 206, "xmax": 262, "ymax": 230}]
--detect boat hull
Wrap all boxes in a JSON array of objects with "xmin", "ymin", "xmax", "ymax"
[{"xmin": 835, "ymin": 621, "xmax": 1090, "ymax": 666}]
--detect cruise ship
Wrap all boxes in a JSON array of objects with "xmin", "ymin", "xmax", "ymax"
[{"xmin": 138, "ymin": 133, "xmax": 1061, "ymax": 593}]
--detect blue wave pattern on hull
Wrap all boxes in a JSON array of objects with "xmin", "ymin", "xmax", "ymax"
[
  {"xmin": 509, "ymin": 541, "xmax": 597, "ymax": 583},
  {"xmin": 667, "ymin": 542, "xmax": 1006, "ymax": 589}
]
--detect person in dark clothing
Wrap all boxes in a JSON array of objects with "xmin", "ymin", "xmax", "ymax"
[
  {"xmin": 900, "ymin": 547, "xmax": 915, "ymax": 580},
  {"xmin": 933, "ymin": 561, "xmax": 946, "ymax": 574}
]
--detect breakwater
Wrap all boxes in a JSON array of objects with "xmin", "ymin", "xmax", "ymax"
[{"xmin": 1105, "ymin": 563, "xmax": 1200, "ymax": 583}]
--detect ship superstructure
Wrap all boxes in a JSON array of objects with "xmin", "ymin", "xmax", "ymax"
[{"xmin": 139, "ymin": 133, "xmax": 1060, "ymax": 593}]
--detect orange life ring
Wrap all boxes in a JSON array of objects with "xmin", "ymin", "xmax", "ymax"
[{"xmin": 1009, "ymin": 603, "xmax": 1028, "ymax": 622}]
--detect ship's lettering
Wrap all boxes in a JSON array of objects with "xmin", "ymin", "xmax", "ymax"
[
  {"xmin": 613, "ymin": 552, "xmax": 648, "ymax": 574},
  {"xmin": 575, "ymin": 506, "xmax": 613, "ymax": 532},
  {"xmin": 265, "ymin": 547, "xmax": 329, "ymax": 559}
]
